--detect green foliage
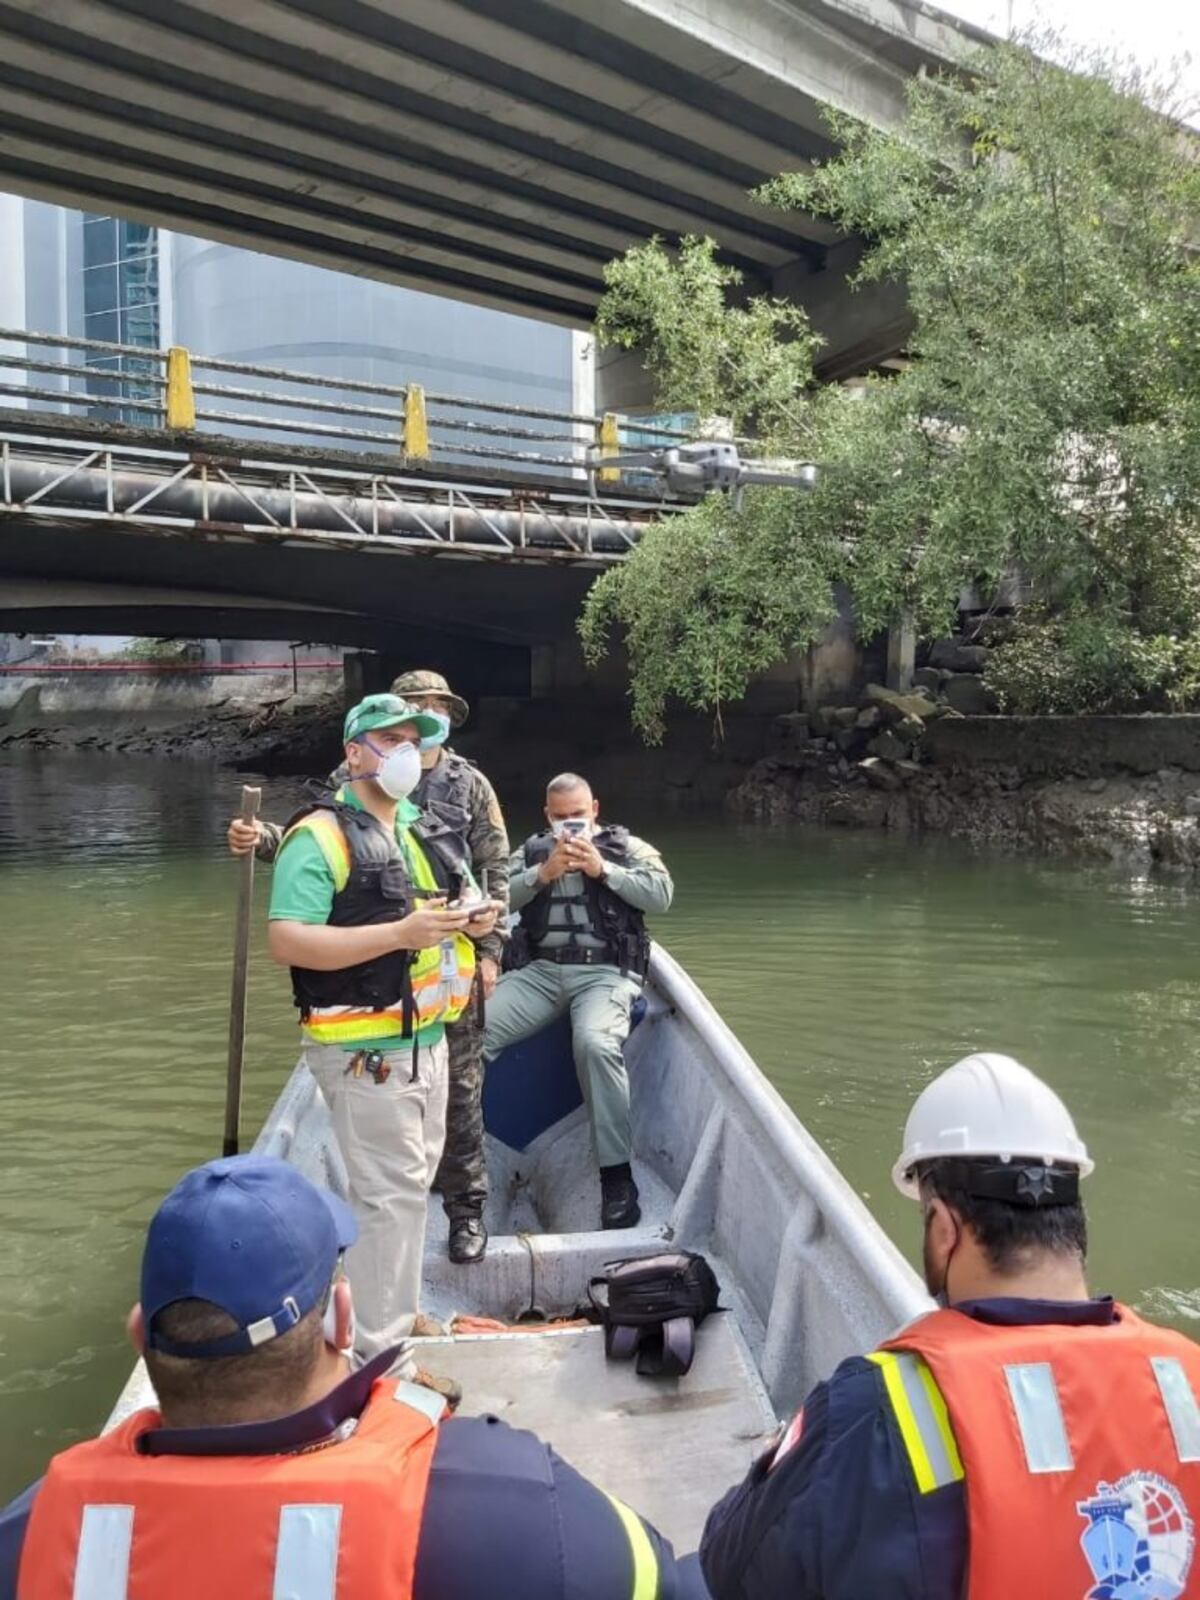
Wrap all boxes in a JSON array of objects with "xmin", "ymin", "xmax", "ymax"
[
  {"xmin": 584, "ymin": 35, "xmax": 1200, "ymax": 738},
  {"xmin": 594, "ymin": 236, "xmax": 819, "ymax": 445},
  {"xmin": 119, "ymin": 637, "xmax": 196, "ymax": 663},
  {"xmin": 985, "ymin": 614, "xmax": 1200, "ymax": 715}
]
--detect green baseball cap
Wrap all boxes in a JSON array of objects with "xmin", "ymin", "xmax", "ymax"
[{"xmin": 343, "ymin": 693, "xmax": 443, "ymax": 744}]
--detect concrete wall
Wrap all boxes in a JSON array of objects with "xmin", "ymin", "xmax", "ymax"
[
  {"xmin": 926, "ymin": 716, "xmax": 1200, "ymax": 777},
  {"xmin": 0, "ymin": 667, "xmax": 342, "ymax": 725}
]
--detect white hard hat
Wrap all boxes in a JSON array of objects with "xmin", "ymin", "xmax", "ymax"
[{"xmin": 892, "ymin": 1052, "xmax": 1094, "ymax": 1200}]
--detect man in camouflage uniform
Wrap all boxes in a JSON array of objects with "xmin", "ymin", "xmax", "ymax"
[{"xmin": 229, "ymin": 669, "xmax": 509, "ymax": 1265}]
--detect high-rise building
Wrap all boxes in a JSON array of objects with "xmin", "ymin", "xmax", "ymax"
[{"xmin": 0, "ymin": 193, "xmax": 579, "ymax": 443}]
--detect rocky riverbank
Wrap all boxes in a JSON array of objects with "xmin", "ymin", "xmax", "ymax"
[
  {"xmin": 730, "ymin": 688, "xmax": 1200, "ymax": 869},
  {"xmin": 0, "ymin": 685, "xmax": 345, "ymax": 772}
]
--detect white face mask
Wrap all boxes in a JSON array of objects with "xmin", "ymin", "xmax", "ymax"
[
  {"xmin": 361, "ymin": 737, "xmax": 422, "ymax": 800},
  {"xmin": 550, "ymin": 817, "xmax": 592, "ymax": 841}
]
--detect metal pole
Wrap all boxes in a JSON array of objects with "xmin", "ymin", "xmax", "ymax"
[{"xmin": 223, "ymin": 784, "xmax": 262, "ymax": 1158}]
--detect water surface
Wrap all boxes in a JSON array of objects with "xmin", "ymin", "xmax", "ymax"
[{"xmin": 1, "ymin": 752, "xmax": 1196, "ymax": 1497}]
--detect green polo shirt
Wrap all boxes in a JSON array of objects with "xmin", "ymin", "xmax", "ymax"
[{"xmin": 269, "ymin": 787, "xmax": 443, "ymax": 1050}]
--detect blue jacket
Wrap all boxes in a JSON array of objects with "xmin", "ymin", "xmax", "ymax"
[
  {"xmin": 699, "ymin": 1296, "xmax": 1118, "ymax": 1599},
  {"xmin": 0, "ymin": 1349, "xmax": 710, "ymax": 1600}
]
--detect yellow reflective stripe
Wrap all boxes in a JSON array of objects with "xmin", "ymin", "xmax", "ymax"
[
  {"xmin": 283, "ymin": 812, "xmax": 352, "ymax": 891},
  {"xmin": 401, "ymin": 828, "xmax": 440, "ymax": 892},
  {"xmin": 917, "ymin": 1357, "xmax": 965, "ymax": 1482},
  {"xmin": 603, "ymin": 1492, "xmax": 658, "ymax": 1600},
  {"xmin": 869, "ymin": 1352, "xmax": 937, "ymax": 1494},
  {"xmin": 868, "ymin": 1351, "xmax": 964, "ymax": 1495}
]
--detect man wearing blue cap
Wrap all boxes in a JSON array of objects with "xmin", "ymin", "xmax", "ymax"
[
  {"xmin": 267, "ymin": 695, "xmax": 500, "ymax": 1368},
  {"xmin": 0, "ymin": 1156, "xmax": 702, "ymax": 1600}
]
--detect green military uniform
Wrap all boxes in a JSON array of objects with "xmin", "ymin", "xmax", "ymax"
[{"xmin": 483, "ymin": 832, "xmax": 672, "ymax": 1168}]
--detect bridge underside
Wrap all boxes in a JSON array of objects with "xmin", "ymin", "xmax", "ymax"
[
  {"xmin": 0, "ymin": 0, "xmax": 980, "ymax": 374},
  {"xmin": 0, "ymin": 521, "xmax": 596, "ymax": 647}
]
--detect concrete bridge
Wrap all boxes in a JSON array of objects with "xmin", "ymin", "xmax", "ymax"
[{"xmin": 0, "ymin": 0, "xmax": 986, "ymax": 386}]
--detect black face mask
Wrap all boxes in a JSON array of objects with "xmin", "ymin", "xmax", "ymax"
[{"xmin": 923, "ymin": 1206, "xmax": 960, "ymax": 1307}]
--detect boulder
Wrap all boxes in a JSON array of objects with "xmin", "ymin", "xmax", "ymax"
[
  {"xmin": 912, "ymin": 666, "xmax": 942, "ymax": 692},
  {"xmin": 929, "ymin": 638, "xmax": 990, "ymax": 673},
  {"xmin": 864, "ymin": 683, "xmax": 941, "ymax": 723},
  {"xmin": 941, "ymin": 673, "xmax": 997, "ymax": 715},
  {"xmin": 895, "ymin": 714, "xmax": 927, "ymax": 746},
  {"xmin": 859, "ymin": 756, "xmax": 901, "ymax": 790},
  {"xmin": 832, "ymin": 706, "xmax": 860, "ymax": 728},
  {"xmin": 835, "ymin": 726, "xmax": 864, "ymax": 753},
  {"xmin": 867, "ymin": 729, "xmax": 908, "ymax": 763},
  {"xmin": 855, "ymin": 705, "xmax": 883, "ymax": 731},
  {"xmin": 809, "ymin": 706, "xmax": 837, "ymax": 737},
  {"xmin": 771, "ymin": 713, "xmax": 811, "ymax": 765},
  {"xmin": 894, "ymin": 759, "xmax": 924, "ymax": 780}
]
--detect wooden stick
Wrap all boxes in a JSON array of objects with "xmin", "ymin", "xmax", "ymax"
[{"xmin": 223, "ymin": 784, "xmax": 262, "ymax": 1158}]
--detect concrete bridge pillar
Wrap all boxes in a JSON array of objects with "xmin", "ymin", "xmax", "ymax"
[{"xmin": 886, "ymin": 611, "xmax": 915, "ymax": 692}]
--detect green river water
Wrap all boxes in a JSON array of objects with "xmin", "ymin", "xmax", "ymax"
[{"xmin": 1, "ymin": 751, "xmax": 1198, "ymax": 1498}]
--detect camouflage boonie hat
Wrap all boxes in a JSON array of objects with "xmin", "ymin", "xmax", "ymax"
[{"xmin": 389, "ymin": 669, "xmax": 469, "ymax": 729}]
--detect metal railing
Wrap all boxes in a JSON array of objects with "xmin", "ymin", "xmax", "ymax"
[
  {"xmin": 0, "ymin": 327, "xmax": 698, "ymax": 488},
  {"xmin": 0, "ymin": 428, "xmax": 679, "ymax": 563}
]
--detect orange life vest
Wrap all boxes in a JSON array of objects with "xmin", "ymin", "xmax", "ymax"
[
  {"xmin": 877, "ymin": 1304, "xmax": 1200, "ymax": 1600},
  {"xmin": 17, "ymin": 1377, "xmax": 441, "ymax": 1600}
]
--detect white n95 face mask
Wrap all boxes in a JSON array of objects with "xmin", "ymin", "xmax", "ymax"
[{"xmin": 362, "ymin": 737, "xmax": 422, "ymax": 800}]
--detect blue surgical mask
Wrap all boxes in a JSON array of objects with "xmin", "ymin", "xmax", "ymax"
[{"xmin": 418, "ymin": 712, "xmax": 452, "ymax": 752}]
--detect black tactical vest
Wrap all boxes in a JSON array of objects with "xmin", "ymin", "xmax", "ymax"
[
  {"xmin": 412, "ymin": 751, "xmax": 476, "ymax": 893},
  {"xmin": 508, "ymin": 825, "xmax": 650, "ymax": 978},
  {"xmin": 284, "ymin": 795, "xmax": 427, "ymax": 1024}
]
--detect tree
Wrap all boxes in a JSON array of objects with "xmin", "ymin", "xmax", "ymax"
[{"xmin": 581, "ymin": 37, "xmax": 1200, "ymax": 739}]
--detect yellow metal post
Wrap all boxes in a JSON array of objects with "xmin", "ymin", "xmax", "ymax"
[
  {"xmin": 405, "ymin": 383, "xmax": 430, "ymax": 461},
  {"xmin": 165, "ymin": 346, "xmax": 196, "ymax": 431},
  {"xmin": 598, "ymin": 411, "xmax": 620, "ymax": 483}
]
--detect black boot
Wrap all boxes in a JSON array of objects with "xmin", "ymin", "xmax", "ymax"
[
  {"xmin": 600, "ymin": 1163, "xmax": 641, "ymax": 1230},
  {"xmin": 448, "ymin": 1216, "xmax": 488, "ymax": 1264}
]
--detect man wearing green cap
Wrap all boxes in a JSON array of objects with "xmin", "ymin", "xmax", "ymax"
[
  {"xmin": 231, "ymin": 669, "xmax": 510, "ymax": 1265},
  {"xmin": 266, "ymin": 694, "xmax": 501, "ymax": 1365}
]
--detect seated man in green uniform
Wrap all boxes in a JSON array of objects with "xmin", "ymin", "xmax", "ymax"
[
  {"xmin": 484, "ymin": 773, "xmax": 673, "ymax": 1230},
  {"xmin": 267, "ymin": 694, "xmax": 500, "ymax": 1370}
]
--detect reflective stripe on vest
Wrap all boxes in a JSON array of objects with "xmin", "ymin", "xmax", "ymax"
[
  {"xmin": 273, "ymin": 1505, "xmax": 341, "ymax": 1600},
  {"xmin": 602, "ymin": 1492, "xmax": 660, "ymax": 1600},
  {"xmin": 1004, "ymin": 1361, "xmax": 1073, "ymax": 1473},
  {"xmin": 866, "ymin": 1350, "xmax": 965, "ymax": 1494},
  {"xmin": 877, "ymin": 1305, "xmax": 1200, "ymax": 1600},
  {"xmin": 74, "ymin": 1505, "xmax": 133, "ymax": 1600},
  {"xmin": 286, "ymin": 807, "xmax": 475, "ymax": 1042},
  {"xmin": 1153, "ymin": 1356, "xmax": 1200, "ymax": 1462},
  {"xmin": 20, "ymin": 1378, "xmax": 438, "ymax": 1600}
]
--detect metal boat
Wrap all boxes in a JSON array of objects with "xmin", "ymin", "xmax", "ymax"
[{"xmin": 110, "ymin": 945, "xmax": 928, "ymax": 1551}]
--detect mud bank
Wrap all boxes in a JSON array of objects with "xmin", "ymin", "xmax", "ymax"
[
  {"xmin": 732, "ymin": 711, "xmax": 1200, "ymax": 870},
  {"xmin": 0, "ymin": 686, "xmax": 346, "ymax": 773}
]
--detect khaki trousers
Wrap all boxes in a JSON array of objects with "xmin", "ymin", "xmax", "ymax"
[
  {"xmin": 303, "ymin": 1034, "xmax": 448, "ymax": 1365},
  {"xmin": 482, "ymin": 961, "xmax": 640, "ymax": 1167}
]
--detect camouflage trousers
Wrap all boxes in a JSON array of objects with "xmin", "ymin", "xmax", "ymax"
[{"xmin": 434, "ymin": 1012, "xmax": 487, "ymax": 1221}]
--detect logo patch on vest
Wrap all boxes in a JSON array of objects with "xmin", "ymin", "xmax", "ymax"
[{"xmin": 1077, "ymin": 1470, "xmax": 1195, "ymax": 1598}]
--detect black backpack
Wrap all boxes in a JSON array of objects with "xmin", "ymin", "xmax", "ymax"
[{"xmin": 588, "ymin": 1251, "xmax": 721, "ymax": 1378}]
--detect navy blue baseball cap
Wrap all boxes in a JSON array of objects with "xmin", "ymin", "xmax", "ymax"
[{"xmin": 141, "ymin": 1156, "xmax": 357, "ymax": 1359}]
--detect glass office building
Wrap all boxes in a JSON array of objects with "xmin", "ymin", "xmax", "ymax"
[
  {"xmin": 81, "ymin": 214, "xmax": 160, "ymax": 423},
  {"xmin": 0, "ymin": 193, "xmax": 575, "ymax": 443}
]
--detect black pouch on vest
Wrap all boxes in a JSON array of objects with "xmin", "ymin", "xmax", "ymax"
[{"xmin": 588, "ymin": 1251, "xmax": 721, "ymax": 1378}]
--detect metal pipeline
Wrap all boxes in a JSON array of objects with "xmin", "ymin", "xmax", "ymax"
[{"xmin": 3, "ymin": 458, "xmax": 649, "ymax": 556}]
